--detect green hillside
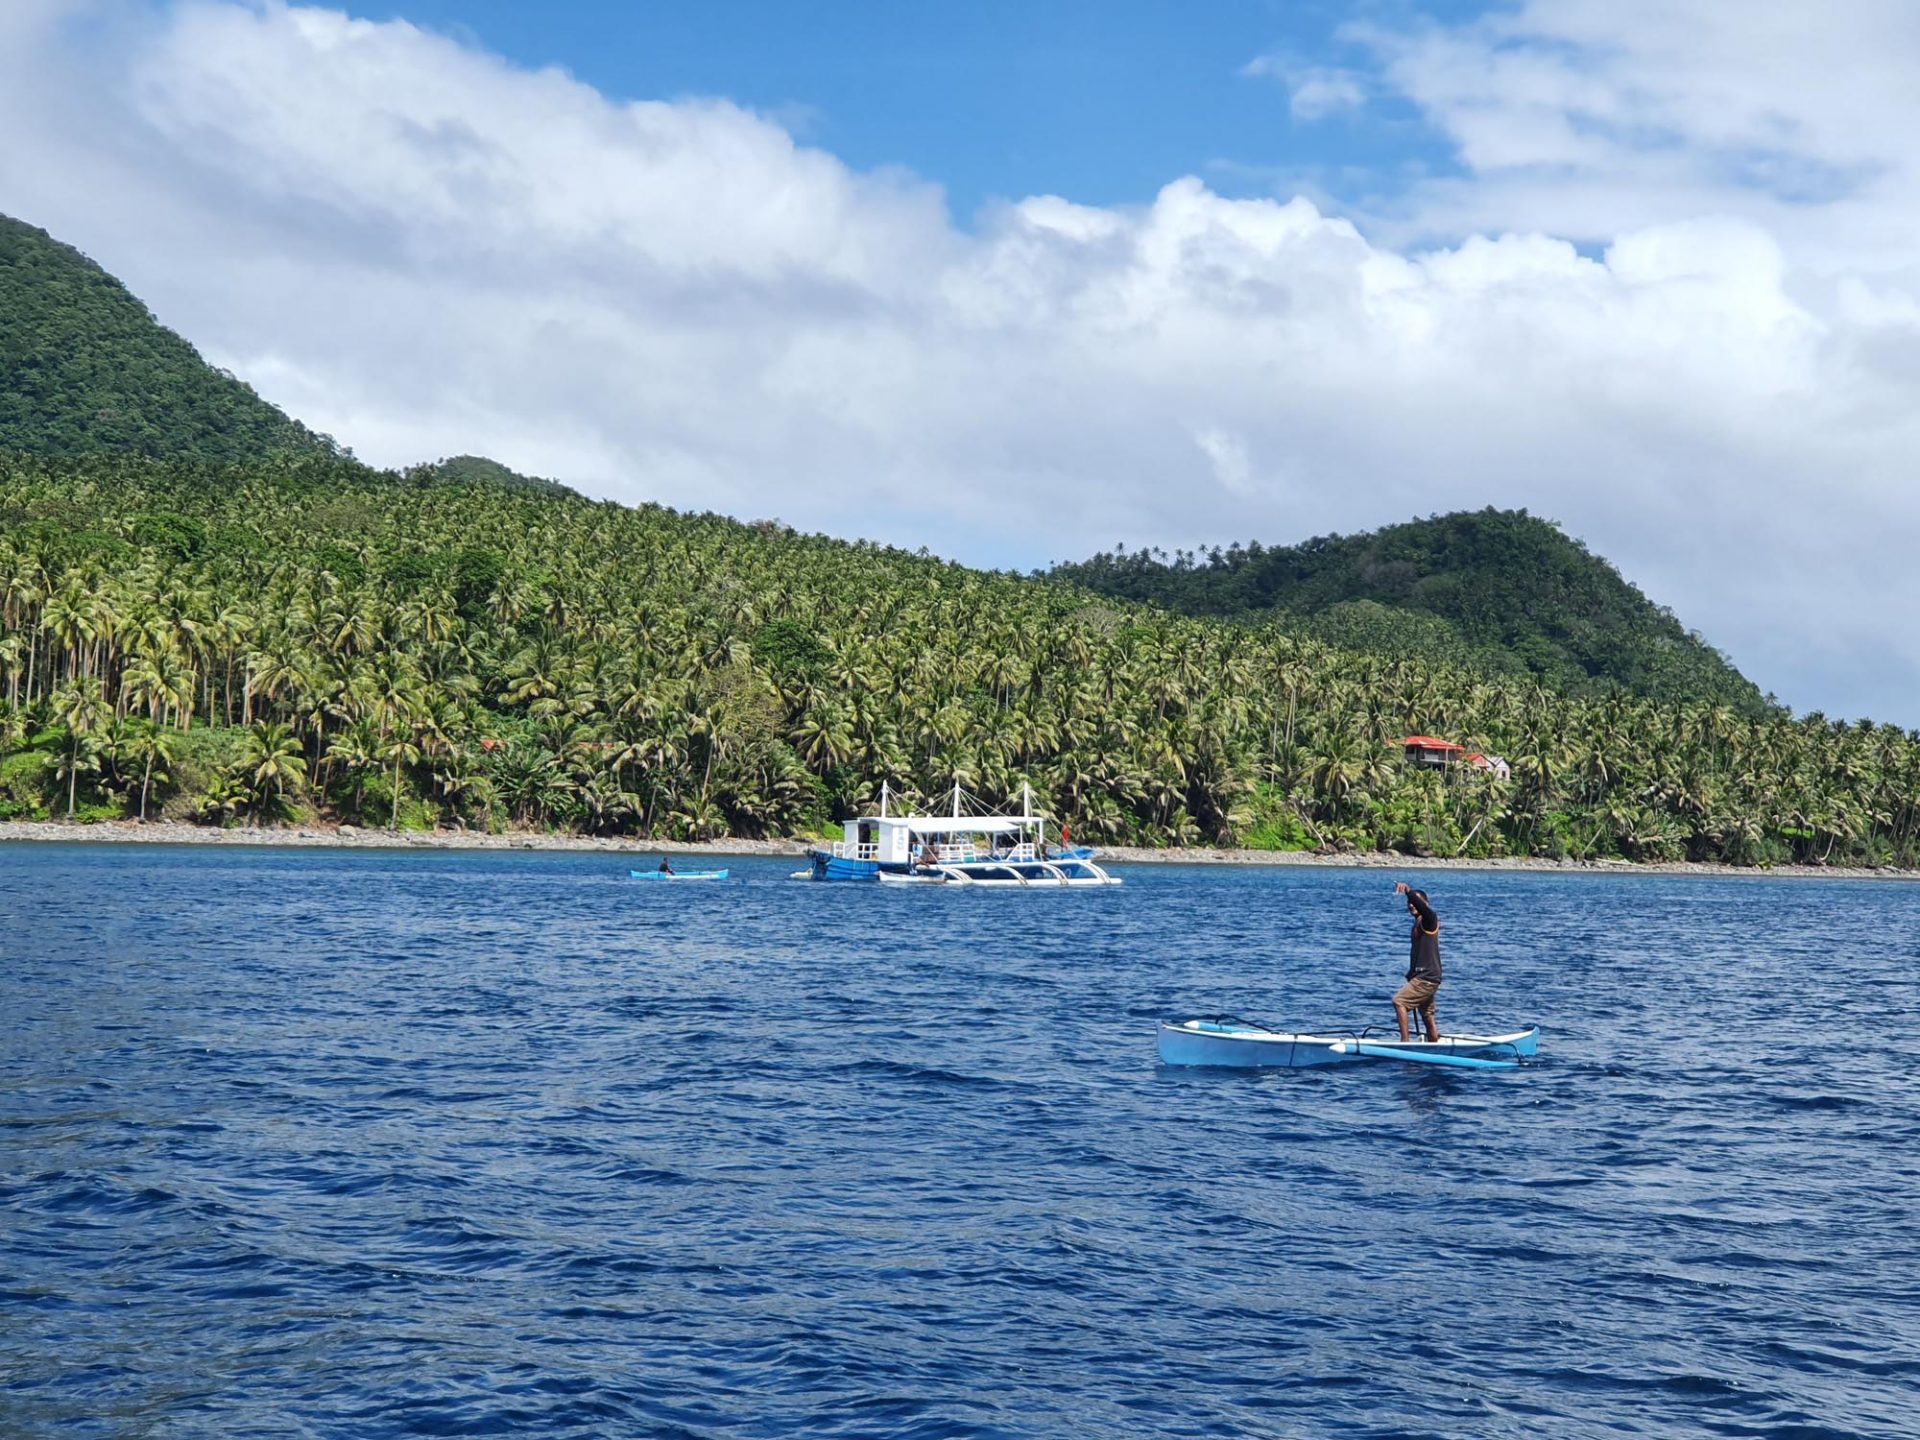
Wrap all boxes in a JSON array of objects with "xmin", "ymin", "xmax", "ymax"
[
  {"xmin": 5, "ymin": 215, "xmax": 1915, "ymax": 868},
  {"xmin": 0, "ymin": 214, "xmax": 340, "ymax": 463},
  {"xmin": 1054, "ymin": 509, "xmax": 1767, "ymax": 712},
  {"xmin": 3, "ymin": 451, "xmax": 1917, "ymax": 868}
]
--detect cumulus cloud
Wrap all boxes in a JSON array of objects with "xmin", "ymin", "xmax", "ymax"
[
  {"xmin": 3, "ymin": 2, "xmax": 1920, "ymax": 718},
  {"xmin": 1355, "ymin": 0, "xmax": 1920, "ymax": 266}
]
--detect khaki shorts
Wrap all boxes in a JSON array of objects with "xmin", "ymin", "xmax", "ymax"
[{"xmin": 1394, "ymin": 977, "xmax": 1440, "ymax": 1010}]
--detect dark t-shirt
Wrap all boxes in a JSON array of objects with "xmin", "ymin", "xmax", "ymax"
[{"xmin": 1407, "ymin": 893, "xmax": 1442, "ymax": 982}]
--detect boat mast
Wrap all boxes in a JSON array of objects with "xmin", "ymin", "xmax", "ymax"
[
  {"xmin": 952, "ymin": 781, "xmax": 961, "ymax": 818},
  {"xmin": 880, "ymin": 780, "xmax": 889, "ymax": 818}
]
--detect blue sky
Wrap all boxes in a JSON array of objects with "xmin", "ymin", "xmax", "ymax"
[
  {"xmin": 354, "ymin": 0, "xmax": 1469, "ymax": 223},
  {"xmin": 6, "ymin": 1, "xmax": 1920, "ymax": 717}
]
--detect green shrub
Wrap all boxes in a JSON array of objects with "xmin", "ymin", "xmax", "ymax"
[
  {"xmin": 1240, "ymin": 783, "xmax": 1315, "ymax": 851},
  {"xmin": 162, "ymin": 726, "xmax": 249, "ymax": 816},
  {"xmin": 0, "ymin": 749, "xmax": 55, "ymax": 819},
  {"xmin": 353, "ymin": 773, "xmax": 439, "ymax": 831},
  {"xmin": 1241, "ymin": 811, "xmax": 1314, "ymax": 851}
]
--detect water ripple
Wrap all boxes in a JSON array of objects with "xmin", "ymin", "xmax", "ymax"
[{"xmin": 2, "ymin": 848, "xmax": 1917, "ymax": 1437}]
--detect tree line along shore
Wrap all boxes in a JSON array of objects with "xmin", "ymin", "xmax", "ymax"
[{"xmin": 4, "ymin": 455, "xmax": 1919, "ymax": 870}]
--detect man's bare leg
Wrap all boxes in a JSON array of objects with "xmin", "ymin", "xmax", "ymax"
[
  {"xmin": 1394, "ymin": 1000, "xmax": 1412, "ymax": 1042},
  {"xmin": 1421, "ymin": 1004, "xmax": 1440, "ymax": 1042}
]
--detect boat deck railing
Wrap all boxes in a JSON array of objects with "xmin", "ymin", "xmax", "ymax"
[
  {"xmin": 825, "ymin": 839, "xmax": 1055, "ymax": 864},
  {"xmin": 937, "ymin": 842, "xmax": 1041, "ymax": 863}
]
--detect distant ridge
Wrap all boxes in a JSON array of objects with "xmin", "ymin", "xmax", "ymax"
[
  {"xmin": 408, "ymin": 454, "xmax": 577, "ymax": 497},
  {"xmin": 1054, "ymin": 508, "xmax": 1768, "ymax": 712},
  {"xmin": 0, "ymin": 214, "xmax": 343, "ymax": 464}
]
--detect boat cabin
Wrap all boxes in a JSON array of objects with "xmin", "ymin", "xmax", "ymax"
[{"xmin": 833, "ymin": 814, "xmax": 1037, "ymax": 865}]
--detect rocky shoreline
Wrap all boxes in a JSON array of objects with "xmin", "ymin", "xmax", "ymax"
[
  {"xmin": 0, "ymin": 818, "xmax": 1911, "ymax": 880},
  {"xmin": 1093, "ymin": 843, "xmax": 1913, "ymax": 881},
  {"xmin": 0, "ymin": 819, "xmax": 806, "ymax": 857}
]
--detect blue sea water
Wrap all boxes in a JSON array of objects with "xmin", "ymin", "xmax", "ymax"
[{"xmin": 2, "ymin": 845, "xmax": 1918, "ymax": 1439}]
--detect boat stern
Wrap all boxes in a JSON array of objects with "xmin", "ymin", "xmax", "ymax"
[{"xmin": 804, "ymin": 847, "xmax": 881, "ymax": 882}]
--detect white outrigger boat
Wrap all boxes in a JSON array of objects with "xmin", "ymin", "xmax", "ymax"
[
  {"xmin": 804, "ymin": 783, "xmax": 1120, "ymax": 888},
  {"xmin": 1158, "ymin": 1018, "xmax": 1538, "ymax": 1071}
]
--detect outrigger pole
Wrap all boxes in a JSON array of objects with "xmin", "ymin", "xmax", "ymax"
[{"xmin": 1328, "ymin": 1040, "xmax": 1520, "ymax": 1071}]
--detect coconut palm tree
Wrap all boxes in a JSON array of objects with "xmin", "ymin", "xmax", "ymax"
[{"xmin": 242, "ymin": 721, "xmax": 309, "ymax": 821}]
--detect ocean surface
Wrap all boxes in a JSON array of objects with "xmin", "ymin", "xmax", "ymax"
[{"xmin": 2, "ymin": 845, "xmax": 1917, "ymax": 1439}]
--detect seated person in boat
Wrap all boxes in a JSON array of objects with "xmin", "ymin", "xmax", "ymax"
[
  {"xmin": 1392, "ymin": 882, "xmax": 1442, "ymax": 1042},
  {"xmin": 916, "ymin": 839, "xmax": 939, "ymax": 868},
  {"xmin": 658, "ymin": 857, "xmax": 674, "ymax": 875}
]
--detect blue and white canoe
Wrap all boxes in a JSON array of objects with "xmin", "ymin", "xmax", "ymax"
[
  {"xmin": 629, "ymin": 868, "xmax": 729, "ymax": 882},
  {"xmin": 1158, "ymin": 1019, "xmax": 1538, "ymax": 1071}
]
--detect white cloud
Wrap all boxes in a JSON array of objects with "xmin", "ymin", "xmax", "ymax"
[
  {"xmin": 1193, "ymin": 428, "xmax": 1254, "ymax": 496},
  {"xmin": 1354, "ymin": 0, "xmax": 1920, "ymax": 267},
  {"xmin": 3, "ymin": 3, "xmax": 1920, "ymax": 718},
  {"xmin": 1240, "ymin": 52, "xmax": 1366, "ymax": 121},
  {"xmin": 1287, "ymin": 73, "xmax": 1366, "ymax": 122}
]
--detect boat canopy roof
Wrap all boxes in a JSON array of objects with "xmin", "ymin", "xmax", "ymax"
[{"xmin": 882, "ymin": 815, "xmax": 1032, "ymax": 835}]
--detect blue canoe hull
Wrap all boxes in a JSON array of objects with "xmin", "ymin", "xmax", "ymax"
[
  {"xmin": 1158, "ymin": 1021, "xmax": 1539, "ymax": 1069},
  {"xmin": 806, "ymin": 852, "xmax": 881, "ymax": 882},
  {"xmin": 629, "ymin": 869, "xmax": 729, "ymax": 881}
]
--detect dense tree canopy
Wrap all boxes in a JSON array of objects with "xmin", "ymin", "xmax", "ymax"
[
  {"xmin": 0, "ymin": 214, "xmax": 341, "ymax": 463},
  {"xmin": 1053, "ymin": 508, "xmax": 1767, "ymax": 712},
  {"xmin": 410, "ymin": 455, "xmax": 576, "ymax": 497},
  {"xmin": 1, "ymin": 454, "xmax": 1914, "ymax": 868}
]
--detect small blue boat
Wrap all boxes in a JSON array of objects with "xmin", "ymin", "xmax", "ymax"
[
  {"xmin": 1158, "ymin": 1020, "xmax": 1538, "ymax": 1070},
  {"xmin": 629, "ymin": 868, "xmax": 729, "ymax": 882}
]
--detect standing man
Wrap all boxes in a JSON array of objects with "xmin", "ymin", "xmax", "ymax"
[{"xmin": 1392, "ymin": 882, "xmax": 1442, "ymax": 1042}]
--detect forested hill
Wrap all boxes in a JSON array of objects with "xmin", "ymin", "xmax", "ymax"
[
  {"xmin": 410, "ymin": 455, "xmax": 577, "ymax": 497},
  {"xmin": 0, "ymin": 214, "xmax": 341, "ymax": 463},
  {"xmin": 5, "ymin": 452, "xmax": 1919, "ymax": 869},
  {"xmin": 1053, "ymin": 509, "xmax": 1768, "ymax": 713},
  {"xmin": 9, "ymin": 218, "xmax": 1916, "ymax": 868}
]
